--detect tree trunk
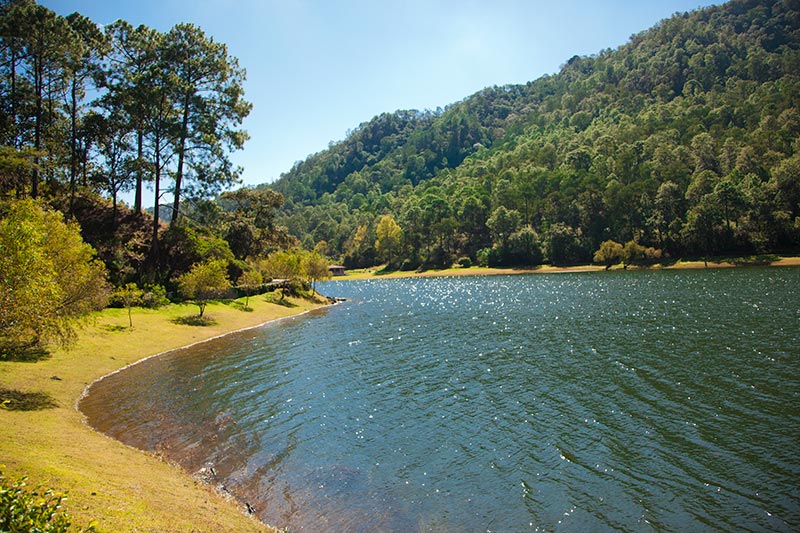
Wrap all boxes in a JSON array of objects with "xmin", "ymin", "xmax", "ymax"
[
  {"xmin": 81, "ymin": 142, "xmax": 89, "ymax": 186},
  {"xmin": 171, "ymin": 94, "xmax": 191, "ymax": 224},
  {"xmin": 69, "ymin": 77, "xmax": 78, "ymax": 215},
  {"xmin": 150, "ymin": 129, "xmax": 161, "ymax": 261},
  {"xmin": 32, "ymin": 56, "xmax": 42, "ymax": 198},
  {"xmin": 112, "ymin": 190, "xmax": 118, "ymax": 229},
  {"xmin": 10, "ymin": 47, "xmax": 18, "ymax": 149},
  {"xmin": 134, "ymin": 130, "xmax": 143, "ymax": 213}
]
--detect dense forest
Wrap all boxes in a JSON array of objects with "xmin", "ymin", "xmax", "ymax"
[
  {"xmin": 271, "ymin": 0, "xmax": 800, "ymax": 269},
  {"xmin": 1, "ymin": 0, "xmax": 799, "ymax": 346}
]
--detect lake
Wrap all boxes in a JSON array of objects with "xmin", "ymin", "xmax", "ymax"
[{"xmin": 80, "ymin": 267, "xmax": 800, "ymax": 532}]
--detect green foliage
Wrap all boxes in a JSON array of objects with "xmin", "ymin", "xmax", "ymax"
[
  {"xmin": 0, "ymin": 469, "xmax": 97, "ymax": 532},
  {"xmin": 0, "ymin": 4, "xmax": 251, "ymax": 288},
  {"xmin": 141, "ymin": 284, "xmax": 170, "ymax": 309},
  {"xmin": 110, "ymin": 283, "xmax": 144, "ymax": 308},
  {"xmin": 375, "ymin": 215, "xmax": 403, "ymax": 266},
  {"xmin": 508, "ymin": 226, "xmax": 544, "ymax": 265},
  {"xmin": 268, "ymin": 0, "xmax": 800, "ymax": 268},
  {"xmin": 111, "ymin": 283, "xmax": 144, "ymax": 327},
  {"xmin": 176, "ymin": 260, "xmax": 231, "ymax": 317},
  {"xmin": 301, "ymin": 251, "xmax": 332, "ymax": 294},
  {"xmin": 3, "ymin": 1, "xmax": 799, "ymax": 277},
  {"xmin": 0, "ymin": 147, "xmax": 41, "ymax": 197},
  {"xmin": 0, "ymin": 200, "xmax": 109, "ymax": 346},
  {"xmin": 622, "ymin": 240, "xmax": 646, "ymax": 267},
  {"xmin": 236, "ymin": 269, "xmax": 263, "ymax": 308},
  {"xmin": 544, "ymin": 223, "xmax": 589, "ymax": 265},
  {"xmin": 593, "ymin": 240, "xmax": 624, "ymax": 269},
  {"xmin": 261, "ymin": 250, "xmax": 302, "ymax": 280},
  {"xmin": 256, "ymin": 249, "xmax": 331, "ymax": 296}
]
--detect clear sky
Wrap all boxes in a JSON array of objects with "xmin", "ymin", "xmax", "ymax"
[{"xmin": 41, "ymin": 0, "xmax": 719, "ymax": 190}]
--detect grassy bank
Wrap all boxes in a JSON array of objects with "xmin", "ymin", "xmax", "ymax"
[
  {"xmin": 0, "ymin": 293, "xmax": 326, "ymax": 533},
  {"xmin": 339, "ymin": 255, "xmax": 800, "ymax": 280}
]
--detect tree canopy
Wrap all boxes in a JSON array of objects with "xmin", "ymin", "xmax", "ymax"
[
  {"xmin": 271, "ymin": 0, "xmax": 800, "ymax": 269},
  {"xmin": 0, "ymin": 199, "xmax": 108, "ymax": 348},
  {"xmin": 176, "ymin": 259, "xmax": 230, "ymax": 317}
]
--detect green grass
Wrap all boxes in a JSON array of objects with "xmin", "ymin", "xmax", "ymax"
[{"xmin": 0, "ymin": 294, "xmax": 326, "ymax": 533}]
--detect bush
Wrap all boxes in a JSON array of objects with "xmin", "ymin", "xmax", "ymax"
[
  {"xmin": 476, "ymin": 248, "xmax": 492, "ymax": 267},
  {"xmin": 109, "ymin": 283, "xmax": 143, "ymax": 308},
  {"xmin": 0, "ymin": 200, "xmax": 109, "ymax": 346},
  {"xmin": 457, "ymin": 256, "xmax": 472, "ymax": 268},
  {"xmin": 593, "ymin": 240, "xmax": 624, "ymax": 269},
  {"xmin": 0, "ymin": 469, "xmax": 96, "ymax": 532},
  {"xmin": 176, "ymin": 260, "xmax": 232, "ymax": 317},
  {"xmin": 141, "ymin": 284, "xmax": 170, "ymax": 309}
]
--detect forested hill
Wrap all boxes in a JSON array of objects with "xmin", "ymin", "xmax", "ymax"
[{"xmin": 270, "ymin": 0, "xmax": 800, "ymax": 269}]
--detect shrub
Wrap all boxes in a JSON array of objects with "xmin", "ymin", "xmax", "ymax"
[
  {"xmin": 476, "ymin": 248, "xmax": 492, "ymax": 267},
  {"xmin": 141, "ymin": 284, "xmax": 170, "ymax": 309},
  {"xmin": 457, "ymin": 256, "xmax": 472, "ymax": 268},
  {"xmin": 0, "ymin": 200, "xmax": 109, "ymax": 346},
  {"xmin": 593, "ymin": 240, "xmax": 624, "ymax": 269},
  {"xmin": 0, "ymin": 469, "xmax": 96, "ymax": 532},
  {"xmin": 109, "ymin": 283, "xmax": 144, "ymax": 308},
  {"xmin": 176, "ymin": 260, "xmax": 232, "ymax": 317}
]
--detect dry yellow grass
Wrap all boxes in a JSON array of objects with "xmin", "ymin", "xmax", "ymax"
[
  {"xmin": 340, "ymin": 255, "xmax": 800, "ymax": 280},
  {"xmin": 0, "ymin": 294, "xmax": 326, "ymax": 533}
]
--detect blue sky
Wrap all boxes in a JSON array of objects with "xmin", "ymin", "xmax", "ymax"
[{"xmin": 42, "ymin": 0, "xmax": 718, "ymax": 190}]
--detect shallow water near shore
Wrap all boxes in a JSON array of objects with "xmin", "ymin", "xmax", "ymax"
[{"xmin": 80, "ymin": 267, "xmax": 800, "ymax": 532}]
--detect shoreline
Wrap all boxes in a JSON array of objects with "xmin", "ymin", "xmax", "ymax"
[
  {"xmin": 0, "ymin": 294, "xmax": 328, "ymax": 533},
  {"xmin": 76, "ymin": 305, "xmax": 326, "ymax": 412},
  {"xmin": 75, "ymin": 305, "xmax": 330, "ymax": 530},
  {"xmin": 4, "ymin": 257, "xmax": 798, "ymax": 530},
  {"xmin": 338, "ymin": 255, "xmax": 800, "ymax": 280}
]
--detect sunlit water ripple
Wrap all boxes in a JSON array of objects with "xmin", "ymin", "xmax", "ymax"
[{"xmin": 80, "ymin": 268, "xmax": 800, "ymax": 532}]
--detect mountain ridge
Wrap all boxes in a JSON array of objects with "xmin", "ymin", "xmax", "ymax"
[{"xmin": 268, "ymin": 0, "xmax": 799, "ymax": 269}]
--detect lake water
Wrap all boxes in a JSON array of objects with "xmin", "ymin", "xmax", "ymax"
[{"xmin": 80, "ymin": 268, "xmax": 800, "ymax": 532}]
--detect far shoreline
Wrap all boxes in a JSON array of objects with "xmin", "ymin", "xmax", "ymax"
[{"xmin": 336, "ymin": 255, "xmax": 800, "ymax": 281}]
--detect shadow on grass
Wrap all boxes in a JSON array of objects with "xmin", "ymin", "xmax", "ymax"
[
  {"xmin": 372, "ymin": 265, "xmax": 402, "ymax": 276},
  {"xmin": 172, "ymin": 315, "xmax": 218, "ymax": 327},
  {"xmin": 221, "ymin": 300, "xmax": 254, "ymax": 312},
  {"xmin": 265, "ymin": 293, "xmax": 297, "ymax": 308},
  {"xmin": 0, "ymin": 342, "xmax": 52, "ymax": 363},
  {"xmin": 0, "ymin": 388, "xmax": 58, "ymax": 411},
  {"xmin": 103, "ymin": 324, "xmax": 128, "ymax": 333}
]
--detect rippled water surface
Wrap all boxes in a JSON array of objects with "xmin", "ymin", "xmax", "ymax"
[{"xmin": 81, "ymin": 268, "xmax": 800, "ymax": 531}]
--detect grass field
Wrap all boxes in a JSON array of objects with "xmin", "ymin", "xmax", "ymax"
[{"xmin": 0, "ymin": 293, "xmax": 326, "ymax": 533}]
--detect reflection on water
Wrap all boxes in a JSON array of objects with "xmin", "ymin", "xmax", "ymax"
[{"xmin": 80, "ymin": 268, "xmax": 800, "ymax": 532}]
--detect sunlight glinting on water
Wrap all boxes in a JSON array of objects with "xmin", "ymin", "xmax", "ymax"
[{"xmin": 80, "ymin": 268, "xmax": 800, "ymax": 532}]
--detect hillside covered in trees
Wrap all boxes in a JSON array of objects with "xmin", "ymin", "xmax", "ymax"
[
  {"xmin": 271, "ymin": 0, "xmax": 800, "ymax": 269},
  {"xmin": 1, "ymin": 0, "xmax": 799, "ymax": 349}
]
